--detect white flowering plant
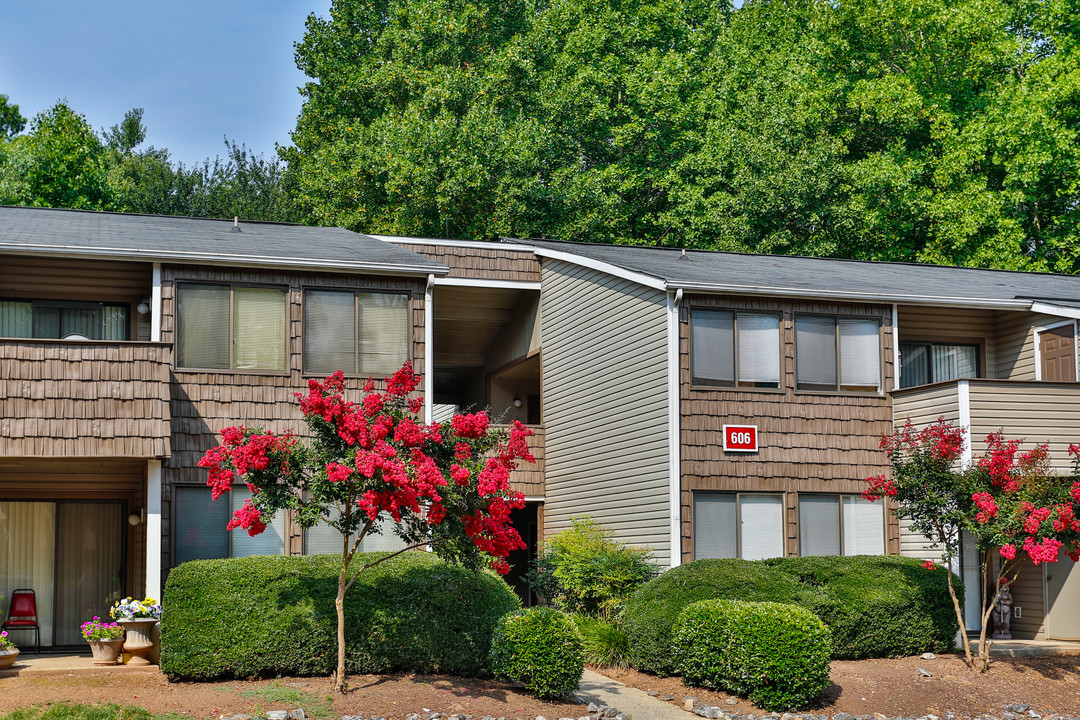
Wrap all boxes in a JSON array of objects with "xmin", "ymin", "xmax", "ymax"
[{"xmin": 110, "ymin": 597, "xmax": 162, "ymax": 621}]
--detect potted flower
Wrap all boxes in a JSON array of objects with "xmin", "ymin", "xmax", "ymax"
[
  {"xmin": 0, "ymin": 630, "xmax": 18, "ymax": 669},
  {"xmin": 80, "ymin": 617, "xmax": 125, "ymax": 666},
  {"xmin": 109, "ymin": 597, "xmax": 162, "ymax": 666}
]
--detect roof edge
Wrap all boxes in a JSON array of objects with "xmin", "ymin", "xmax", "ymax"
[
  {"xmin": 0, "ymin": 243, "xmax": 449, "ymax": 277},
  {"xmin": 671, "ymin": 280, "xmax": 1035, "ymax": 309},
  {"xmin": 373, "ymin": 235, "xmax": 539, "ymax": 253},
  {"xmin": 527, "ymin": 246, "xmax": 667, "ymax": 291}
]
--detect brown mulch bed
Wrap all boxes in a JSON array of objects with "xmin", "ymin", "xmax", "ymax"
[
  {"xmin": 599, "ymin": 654, "xmax": 1080, "ymax": 717},
  {"xmin": 0, "ymin": 670, "xmax": 585, "ymax": 719}
]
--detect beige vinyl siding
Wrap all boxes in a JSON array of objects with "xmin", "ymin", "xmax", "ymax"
[
  {"xmin": 968, "ymin": 381, "xmax": 1080, "ymax": 473},
  {"xmin": 993, "ymin": 310, "xmax": 1063, "ymax": 380},
  {"xmin": 540, "ymin": 260, "xmax": 671, "ymax": 565},
  {"xmin": 1002, "ymin": 552, "xmax": 1047, "ymax": 639},
  {"xmin": 897, "ymin": 306, "xmax": 997, "ymax": 377}
]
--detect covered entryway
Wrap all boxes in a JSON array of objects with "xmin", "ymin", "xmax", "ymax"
[{"xmin": 1045, "ymin": 553, "xmax": 1080, "ymax": 640}]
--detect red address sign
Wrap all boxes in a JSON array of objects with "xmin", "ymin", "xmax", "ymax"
[{"xmin": 723, "ymin": 424, "xmax": 758, "ymax": 452}]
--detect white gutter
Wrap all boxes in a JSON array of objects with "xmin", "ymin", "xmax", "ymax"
[
  {"xmin": 372, "ymin": 234, "xmax": 539, "ymax": 253},
  {"xmin": 666, "ymin": 289, "xmax": 683, "ymax": 568},
  {"xmin": 0, "ymin": 243, "xmax": 448, "ymax": 277},
  {"xmin": 892, "ymin": 303, "xmax": 900, "ymax": 392},
  {"xmin": 1030, "ymin": 301, "xmax": 1080, "ymax": 320},
  {"xmin": 670, "ymin": 280, "xmax": 1035, "ymax": 309},
  {"xmin": 529, "ymin": 247, "xmax": 667, "ymax": 291},
  {"xmin": 434, "ymin": 277, "xmax": 542, "ymax": 291},
  {"xmin": 150, "ymin": 263, "xmax": 162, "ymax": 342}
]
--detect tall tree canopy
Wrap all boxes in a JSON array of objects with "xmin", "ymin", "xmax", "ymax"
[
  {"xmin": 0, "ymin": 98, "xmax": 299, "ymax": 223},
  {"xmin": 286, "ymin": 0, "xmax": 1080, "ymax": 271}
]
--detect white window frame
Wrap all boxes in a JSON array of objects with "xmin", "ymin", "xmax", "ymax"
[
  {"xmin": 794, "ymin": 314, "xmax": 883, "ymax": 394},
  {"xmin": 692, "ymin": 491, "xmax": 786, "ymax": 560},
  {"xmin": 301, "ymin": 287, "xmax": 411, "ymax": 377},
  {"xmin": 797, "ymin": 493, "xmax": 886, "ymax": 557},
  {"xmin": 174, "ymin": 281, "xmax": 289, "ymax": 373}
]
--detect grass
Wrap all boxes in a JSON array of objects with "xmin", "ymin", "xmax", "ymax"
[
  {"xmin": 226, "ymin": 681, "xmax": 336, "ymax": 718},
  {"xmin": 571, "ymin": 614, "xmax": 631, "ymax": 669},
  {"xmin": 0, "ymin": 704, "xmax": 161, "ymax": 720}
]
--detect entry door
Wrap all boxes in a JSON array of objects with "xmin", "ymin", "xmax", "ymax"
[
  {"xmin": 1045, "ymin": 553, "xmax": 1080, "ymax": 640},
  {"xmin": 1040, "ymin": 324, "xmax": 1077, "ymax": 382}
]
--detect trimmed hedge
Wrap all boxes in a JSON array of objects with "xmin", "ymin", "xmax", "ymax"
[
  {"xmin": 622, "ymin": 555, "xmax": 960, "ymax": 675},
  {"xmin": 161, "ymin": 552, "xmax": 519, "ymax": 681},
  {"xmin": 674, "ymin": 600, "xmax": 832, "ymax": 711},
  {"xmin": 763, "ymin": 555, "xmax": 961, "ymax": 660},
  {"xmin": 491, "ymin": 608, "xmax": 584, "ymax": 698},
  {"xmin": 622, "ymin": 559, "xmax": 804, "ymax": 675}
]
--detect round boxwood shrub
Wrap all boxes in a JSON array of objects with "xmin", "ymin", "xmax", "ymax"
[
  {"xmin": 160, "ymin": 552, "xmax": 519, "ymax": 681},
  {"xmin": 674, "ymin": 600, "xmax": 832, "ymax": 711},
  {"xmin": 490, "ymin": 608, "xmax": 584, "ymax": 698},
  {"xmin": 621, "ymin": 559, "xmax": 805, "ymax": 675},
  {"xmin": 762, "ymin": 555, "xmax": 961, "ymax": 659}
]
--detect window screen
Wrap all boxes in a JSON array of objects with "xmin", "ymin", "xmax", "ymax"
[
  {"xmin": 738, "ymin": 314, "xmax": 781, "ymax": 387},
  {"xmin": 176, "ymin": 283, "xmax": 286, "ymax": 371},
  {"xmin": 304, "ymin": 290, "xmax": 357, "ymax": 375},
  {"xmin": 229, "ymin": 488, "xmax": 286, "ymax": 557},
  {"xmin": 233, "ymin": 287, "xmax": 287, "ymax": 371},
  {"xmin": 692, "ymin": 310, "xmax": 779, "ymax": 388},
  {"xmin": 739, "ymin": 495, "xmax": 784, "ymax": 560},
  {"xmin": 691, "ymin": 310, "xmax": 735, "ymax": 386},
  {"xmin": 799, "ymin": 495, "xmax": 841, "ymax": 556},
  {"xmin": 839, "ymin": 318, "xmax": 880, "ymax": 391},
  {"xmin": 176, "ymin": 284, "xmax": 231, "ymax": 369},
  {"xmin": 358, "ymin": 293, "xmax": 409, "ymax": 375},
  {"xmin": 842, "ymin": 496, "xmax": 885, "ymax": 555},
  {"xmin": 174, "ymin": 486, "xmax": 229, "ymax": 564},
  {"xmin": 796, "ymin": 316, "xmax": 837, "ymax": 390},
  {"xmin": 693, "ymin": 493, "xmax": 737, "ymax": 559},
  {"xmin": 303, "ymin": 290, "xmax": 409, "ymax": 376}
]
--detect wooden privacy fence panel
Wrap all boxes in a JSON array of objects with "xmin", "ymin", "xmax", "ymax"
[{"xmin": 0, "ymin": 340, "xmax": 172, "ymax": 457}]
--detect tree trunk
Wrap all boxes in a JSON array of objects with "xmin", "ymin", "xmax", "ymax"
[
  {"xmin": 335, "ymin": 536, "xmax": 349, "ymax": 693},
  {"xmin": 944, "ymin": 556, "xmax": 974, "ymax": 667}
]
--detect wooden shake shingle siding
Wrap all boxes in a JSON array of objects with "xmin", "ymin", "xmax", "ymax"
[
  {"xmin": 507, "ymin": 425, "xmax": 545, "ymax": 497},
  {"xmin": 0, "ymin": 255, "xmax": 152, "ymax": 301},
  {"xmin": 400, "ymin": 242, "xmax": 541, "ymax": 282},
  {"xmin": 158, "ymin": 264, "xmax": 427, "ymax": 571},
  {"xmin": 0, "ymin": 340, "xmax": 172, "ymax": 457},
  {"xmin": 680, "ymin": 295, "xmax": 896, "ymax": 562},
  {"xmin": 540, "ymin": 260, "xmax": 671, "ymax": 565}
]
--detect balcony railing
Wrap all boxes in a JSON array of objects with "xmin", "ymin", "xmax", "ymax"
[
  {"xmin": 0, "ymin": 339, "xmax": 173, "ymax": 458},
  {"xmin": 893, "ymin": 379, "xmax": 1080, "ymax": 471}
]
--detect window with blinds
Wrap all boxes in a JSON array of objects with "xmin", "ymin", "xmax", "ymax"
[
  {"xmin": 795, "ymin": 315, "xmax": 881, "ymax": 392},
  {"xmin": 898, "ymin": 342, "xmax": 978, "ymax": 389},
  {"xmin": 303, "ymin": 515, "xmax": 408, "ymax": 555},
  {"xmin": 691, "ymin": 309, "xmax": 781, "ymax": 388},
  {"xmin": 798, "ymin": 494, "xmax": 885, "ymax": 556},
  {"xmin": 693, "ymin": 492, "xmax": 785, "ymax": 560},
  {"xmin": 0, "ymin": 299, "xmax": 129, "ymax": 340},
  {"xmin": 303, "ymin": 290, "xmax": 409, "ymax": 376},
  {"xmin": 173, "ymin": 486, "xmax": 286, "ymax": 563},
  {"xmin": 175, "ymin": 283, "xmax": 287, "ymax": 371}
]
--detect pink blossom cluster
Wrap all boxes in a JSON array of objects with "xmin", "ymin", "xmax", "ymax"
[
  {"xmin": 972, "ymin": 492, "xmax": 998, "ymax": 523},
  {"xmin": 861, "ymin": 474, "xmax": 897, "ymax": 502},
  {"xmin": 226, "ymin": 499, "xmax": 267, "ymax": 537}
]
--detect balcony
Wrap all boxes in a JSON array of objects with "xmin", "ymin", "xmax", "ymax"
[
  {"xmin": 0, "ymin": 339, "xmax": 173, "ymax": 458},
  {"xmin": 506, "ymin": 424, "xmax": 545, "ymax": 498},
  {"xmin": 893, "ymin": 379, "xmax": 1080, "ymax": 471}
]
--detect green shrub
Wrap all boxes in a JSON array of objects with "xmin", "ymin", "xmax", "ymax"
[
  {"xmin": 571, "ymin": 614, "xmax": 630, "ymax": 668},
  {"xmin": 621, "ymin": 559, "xmax": 804, "ymax": 675},
  {"xmin": 621, "ymin": 555, "xmax": 959, "ymax": 675},
  {"xmin": 527, "ymin": 517, "xmax": 658, "ymax": 620},
  {"xmin": 763, "ymin": 555, "xmax": 961, "ymax": 659},
  {"xmin": 160, "ymin": 552, "xmax": 519, "ymax": 681},
  {"xmin": 674, "ymin": 600, "xmax": 832, "ymax": 711},
  {"xmin": 490, "ymin": 608, "xmax": 584, "ymax": 698}
]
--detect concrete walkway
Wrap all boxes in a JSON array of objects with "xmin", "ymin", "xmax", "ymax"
[
  {"xmin": 0, "ymin": 652, "xmax": 160, "ymax": 678},
  {"xmin": 576, "ymin": 669, "xmax": 690, "ymax": 720},
  {"xmin": 975, "ymin": 638, "xmax": 1080, "ymax": 658}
]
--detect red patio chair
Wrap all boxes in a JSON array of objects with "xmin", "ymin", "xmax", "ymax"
[{"xmin": 2, "ymin": 589, "xmax": 40, "ymax": 655}]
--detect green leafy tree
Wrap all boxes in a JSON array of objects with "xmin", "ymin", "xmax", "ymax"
[{"xmin": 0, "ymin": 94, "xmax": 26, "ymax": 139}]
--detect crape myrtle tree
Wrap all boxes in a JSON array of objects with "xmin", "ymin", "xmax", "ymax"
[
  {"xmin": 197, "ymin": 362, "xmax": 534, "ymax": 692},
  {"xmin": 864, "ymin": 420, "xmax": 1080, "ymax": 672}
]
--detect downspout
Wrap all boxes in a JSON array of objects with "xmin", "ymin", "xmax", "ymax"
[
  {"xmin": 667, "ymin": 288, "xmax": 684, "ymax": 568},
  {"xmin": 151, "ymin": 263, "xmax": 162, "ymax": 342},
  {"xmin": 424, "ymin": 274, "xmax": 435, "ymax": 423}
]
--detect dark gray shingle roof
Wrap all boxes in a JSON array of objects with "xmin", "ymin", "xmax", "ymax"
[
  {"xmin": 516, "ymin": 239, "xmax": 1080, "ymax": 306},
  {"xmin": 0, "ymin": 206, "xmax": 447, "ymax": 275}
]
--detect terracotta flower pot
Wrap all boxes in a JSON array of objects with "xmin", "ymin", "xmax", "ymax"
[
  {"xmin": 0, "ymin": 648, "xmax": 19, "ymax": 669},
  {"xmin": 117, "ymin": 619, "xmax": 158, "ymax": 666},
  {"xmin": 88, "ymin": 638, "xmax": 125, "ymax": 666}
]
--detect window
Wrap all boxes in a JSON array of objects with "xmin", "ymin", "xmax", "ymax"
[
  {"xmin": 795, "ymin": 315, "xmax": 881, "ymax": 392},
  {"xmin": 303, "ymin": 290, "xmax": 409, "ymax": 376},
  {"xmin": 798, "ymin": 494, "xmax": 884, "ymax": 556},
  {"xmin": 173, "ymin": 486, "xmax": 286, "ymax": 564},
  {"xmin": 693, "ymin": 493, "xmax": 785, "ymax": 560},
  {"xmin": 0, "ymin": 299, "xmax": 129, "ymax": 340},
  {"xmin": 304, "ymin": 515, "xmax": 408, "ymax": 555},
  {"xmin": 899, "ymin": 342, "xmax": 978, "ymax": 389},
  {"xmin": 175, "ymin": 283, "xmax": 287, "ymax": 371},
  {"xmin": 691, "ymin": 309, "xmax": 781, "ymax": 388}
]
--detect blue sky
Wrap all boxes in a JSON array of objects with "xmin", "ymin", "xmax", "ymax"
[{"xmin": 0, "ymin": 0, "xmax": 333, "ymax": 166}]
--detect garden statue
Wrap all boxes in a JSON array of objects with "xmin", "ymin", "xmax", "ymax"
[{"xmin": 992, "ymin": 579, "xmax": 1013, "ymax": 640}]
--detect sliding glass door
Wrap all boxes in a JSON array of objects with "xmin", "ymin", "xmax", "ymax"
[{"xmin": 0, "ymin": 501, "xmax": 125, "ymax": 647}]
